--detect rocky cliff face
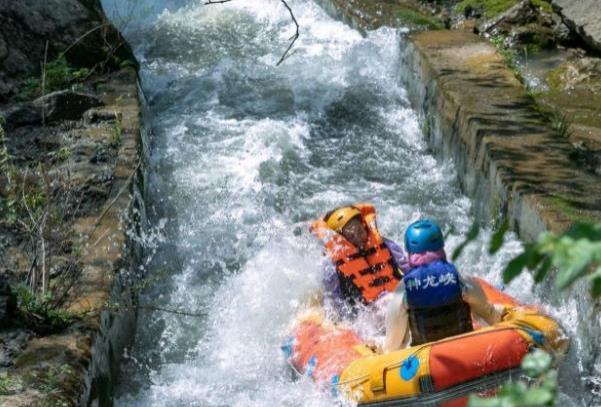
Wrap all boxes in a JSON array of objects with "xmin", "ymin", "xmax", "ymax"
[
  {"xmin": 0, "ymin": 0, "xmax": 134, "ymax": 102},
  {"xmin": 0, "ymin": 1, "xmax": 144, "ymax": 405},
  {"xmin": 553, "ymin": 0, "xmax": 601, "ymax": 54}
]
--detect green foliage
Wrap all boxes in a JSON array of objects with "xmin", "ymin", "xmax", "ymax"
[
  {"xmin": 531, "ymin": 0, "xmax": 553, "ymax": 13},
  {"xmin": 16, "ymin": 286, "xmax": 75, "ymax": 332},
  {"xmin": 456, "ymin": 0, "xmax": 518, "ymax": 18},
  {"xmin": 0, "ymin": 116, "xmax": 13, "ymax": 181},
  {"xmin": 0, "ymin": 119, "xmax": 20, "ymax": 225},
  {"xmin": 0, "ymin": 371, "xmax": 18, "ymax": 396},
  {"xmin": 551, "ymin": 112, "xmax": 573, "ymax": 139},
  {"xmin": 489, "ymin": 220, "xmax": 510, "ymax": 254},
  {"xmin": 490, "ymin": 35, "xmax": 525, "ymax": 83},
  {"xmin": 502, "ymin": 222, "xmax": 601, "ymax": 295},
  {"xmin": 452, "ymin": 222, "xmax": 480, "ymax": 261},
  {"xmin": 456, "ymin": 220, "xmax": 601, "ymax": 296},
  {"xmin": 22, "ymin": 55, "xmax": 90, "ymax": 98},
  {"xmin": 50, "ymin": 147, "xmax": 72, "ymax": 163},
  {"xmin": 110, "ymin": 118, "xmax": 122, "ymax": 148},
  {"xmin": 396, "ymin": 8, "xmax": 444, "ymax": 30},
  {"xmin": 456, "ymin": 0, "xmax": 552, "ymax": 18},
  {"xmin": 36, "ymin": 364, "xmax": 75, "ymax": 393},
  {"xmin": 469, "ymin": 350, "xmax": 557, "ymax": 407},
  {"xmin": 119, "ymin": 58, "xmax": 138, "ymax": 69}
]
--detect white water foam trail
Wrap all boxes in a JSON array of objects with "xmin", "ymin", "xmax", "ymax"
[{"xmin": 102, "ymin": 0, "xmax": 599, "ymax": 405}]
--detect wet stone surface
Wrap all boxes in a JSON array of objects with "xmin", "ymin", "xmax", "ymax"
[{"xmin": 0, "ymin": 66, "xmax": 144, "ymax": 406}]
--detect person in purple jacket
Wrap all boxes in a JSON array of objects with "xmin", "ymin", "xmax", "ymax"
[{"xmin": 315, "ymin": 205, "xmax": 411, "ymax": 318}]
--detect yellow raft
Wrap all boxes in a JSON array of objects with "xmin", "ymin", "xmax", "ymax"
[{"xmin": 284, "ymin": 278, "xmax": 568, "ymax": 405}]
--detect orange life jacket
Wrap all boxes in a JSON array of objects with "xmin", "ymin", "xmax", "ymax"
[{"xmin": 310, "ymin": 204, "xmax": 401, "ymax": 304}]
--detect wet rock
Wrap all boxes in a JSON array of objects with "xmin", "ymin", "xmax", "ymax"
[
  {"xmin": 1, "ymin": 102, "xmax": 41, "ymax": 128},
  {"xmin": 477, "ymin": 0, "xmax": 557, "ymax": 49},
  {"xmin": 0, "ymin": 329, "xmax": 31, "ymax": 368},
  {"xmin": 83, "ymin": 108, "xmax": 122, "ymax": 125},
  {"xmin": 32, "ymin": 90, "xmax": 102, "ymax": 123},
  {"xmin": 0, "ymin": 282, "xmax": 15, "ymax": 327},
  {"xmin": 511, "ymin": 23, "xmax": 555, "ymax": 49},
  {"xmin": 551, "ymin": 13, "xmax": 577, "ymax": 46},
  {"xmin": 0, "ymin": 0, "xmax": 135, "ymax": 101},
  {"xmin": 0, "ymin": 31, "xmax": 7, "ymax": 61},
  {"xmin": 478, "ymin": 0, "xmax": 538, "ymax": 36},
  {"xmin": 547, "ymin": 57, "xmax": 601, "ymax": 92},
  {"xmin": 552, "ymin": 0, "xmax": 601, "ymax": 54},
  {"xmin": 3, "ymin": 125, "xmax": 62, "ymax": 164}
]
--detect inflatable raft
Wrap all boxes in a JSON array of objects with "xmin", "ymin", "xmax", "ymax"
[{"xmin": 283, "ymin": 278, "xmax": 568, "ymax": 406}]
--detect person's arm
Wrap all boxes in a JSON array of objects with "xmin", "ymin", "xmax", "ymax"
[
  {"xmin": 384, "ymin": 283, "xmax": 410, "ymax": 352},
  {"xmin": 383, "ymin": 238, "xmax": 410, "ymax": 274},
  {"xmin": 460, "ymin": 275, "xmax": 505, "ymax": 325}
]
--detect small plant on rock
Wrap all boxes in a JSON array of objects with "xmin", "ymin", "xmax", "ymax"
[
  {"xmin": 50, "ymin": 147, "xmax": 72, "ymax": 163},
  {"xmin": 551, "ymin": 112, "xmax": 573, "ymax": 140},
  {"xmin": 0, "ymin": 371, "xmax": 19, "ymax": 396},
  {"xmin": 15, "ymin": 286, "xmax": 76, "ymax": 333},
  {"xmin": 36, "ymin": 364, "xmax": 76, "ymax": 394},
  {"xmin": 22, "ymin": 55, "xmax": 90, "ymax": 98},
  {"xmin": 110, "ymin": 117, "xmax": 122, "ymax": 148}
]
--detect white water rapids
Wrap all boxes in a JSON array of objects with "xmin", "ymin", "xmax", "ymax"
[{"xmin": 101, "ymin": 0, "xmax": 600, "ymax": 405}]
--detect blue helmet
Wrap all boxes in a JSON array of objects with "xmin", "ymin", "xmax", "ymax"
[{"xmin": 404, "ymin": 220, "xmax": 444, "ymax": 254}]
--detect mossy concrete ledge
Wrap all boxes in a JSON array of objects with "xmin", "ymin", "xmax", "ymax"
[
  {"xmin": 317, "ymin": 0, "xmax": 601, "ymax": 239},
  {"xmin": 400, "ymin": 30, "xmax": 601, "ymax": 239},
  {"xmin": 1, "ymin": 68, "xmax": 146, "ymax": 406}
]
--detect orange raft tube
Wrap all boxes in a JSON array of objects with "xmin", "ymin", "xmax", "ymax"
[{"xmin": 283, "ymin": 278, "xmax": 568, "ymax": 405}]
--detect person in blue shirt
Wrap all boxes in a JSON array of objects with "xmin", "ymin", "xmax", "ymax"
[{"xmin": 384, "ymin": 220, "xmax": 504, "ymax": 351}]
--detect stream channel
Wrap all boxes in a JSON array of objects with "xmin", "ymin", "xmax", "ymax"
[{"xmin": 102, "ymin": 0, "xmax": 599, "ymax": 405}]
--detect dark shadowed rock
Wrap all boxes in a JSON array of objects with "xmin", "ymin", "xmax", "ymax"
[
  {"xmin": 0, "ymin": 279, "xmax": 16, "ymax": 329},
  {"xmin": 32, "ymin": 90, "xmax": 103, "ymax": 122},
  {"xmin": 477, "ymin": 0, "xmax": 558, "ymax": 49},
  {"xmin": 0, "ymin": 0, "xmax": 136, "ymax": 101},
  {"xmin": 553, "ymin": 0, "xmax": 601, "ymax": 53},
  {"xmin": 1, "ymin": 102, "xmax": 41, "ymax": 128},
  {"xmin": 83, "ymin": 107, "xmax": 122, "ymax": 125},
  {"xmin": 479, "ymin": 0, "xmax": 538, "ymax": 36},
  {"xmin": 0, "ymin": 329, "xmax": 31, "ymax": 368}
]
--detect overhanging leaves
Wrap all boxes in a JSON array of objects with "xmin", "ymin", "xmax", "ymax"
[
  {"xmin": 452, "ymin": 222, "xmax": 480, "ymax": 261},
  {"xmin": 489, "ymin": 220, "xmax": 509, "ymax": 255}
]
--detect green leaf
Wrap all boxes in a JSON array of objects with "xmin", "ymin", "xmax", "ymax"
[
  {"xmin": 467, "ymin": 394, "xmax": 503, "ymax": 407},
  {"xmin": 564, "ymin": 222, "xmax": 601, "ymax": 241},
  {"xmin": 452, "ymin": 222, "xmax": 480, "ymax": 261},
  {"xmin": 525, "ymin": 247, "xmax": 544, "ymax": 270},
  {"xmin": 591, "ymin": 267, "xmax": 601, "ymax": 298},
  {"xmin": 521, "ymin": 349, "xmax": 552, "ymax": 378},
  {"xmin": 541, "ymin": 370, "xmax": 558, "ymax": 392},
  {"xmin": 554, "ymin": 240, "xmax": 598, "ymax": 289},
  {"xmin": 503, "ymin": 252, "xmax": 528, "ymax": 283},
  {"xmin": 521, "ymin": 387, "xmax": 554, "ymax": 406},
  {"xmin": 533, "ymin": 257, "xmax": 552, "ymax": 283},
  {"xmin": 489, "ymin": 220, "xmax": 510, "ymax": 254}
]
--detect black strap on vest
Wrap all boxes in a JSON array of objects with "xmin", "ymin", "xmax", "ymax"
[{"xmin": 408, "ymin": 301, "xmax": 473, "ymax": 346}]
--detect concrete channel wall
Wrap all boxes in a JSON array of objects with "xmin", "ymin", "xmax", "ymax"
[
  {"xmin": 318, "ymin": 0, "xmax": 601, "ymax": 241},
  {"xmin": 1, "ymin": 69, "xmax": 146, "ymax": 407}
]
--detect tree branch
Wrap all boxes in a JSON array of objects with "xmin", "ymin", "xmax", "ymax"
[
  {"xmin": 204, "ymin": 0, "xmax": 300, "ymax": 66},
  {"xmin": 276, "ymin": 0, "xmax": 299, "ymax": 66},
  {"xmin": 97, "ymin": 303, "xmax": 207, "ymax": 318}
]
